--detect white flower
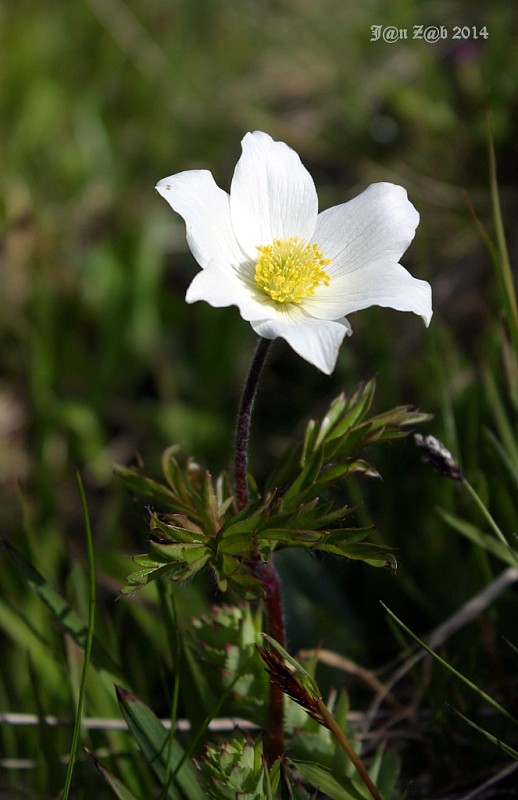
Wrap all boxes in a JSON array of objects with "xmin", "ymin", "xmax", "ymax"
[{"xmin": 156, "ymin": 131, "xmax": 432, "ymax": 374}]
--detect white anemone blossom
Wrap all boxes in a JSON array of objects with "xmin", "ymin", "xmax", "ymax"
[{"xmin": 156, "ymin": 131, "xmax": 432, "ymax": 374}]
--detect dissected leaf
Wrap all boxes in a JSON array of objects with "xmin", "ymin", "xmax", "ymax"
[
  {"xmin": 198, "ymin": 733, "xmax": 269, "ymax": 799},
  {"xmin": 119, "ymin": 380, "xmax": 425, "ymax": 597}
]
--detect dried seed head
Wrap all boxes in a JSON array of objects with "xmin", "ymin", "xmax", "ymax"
[
  {"xmin": 258, "ymin": 644, "xmax": 326, "ymax": 725},
  {"xmin": 414, "ymin": 434, "xmax": 464, "ymax": 482}
]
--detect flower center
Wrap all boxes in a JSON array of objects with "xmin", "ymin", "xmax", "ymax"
[{"xmin": 254, "ymin": 236, "xmax": 331, "ymax": 304}]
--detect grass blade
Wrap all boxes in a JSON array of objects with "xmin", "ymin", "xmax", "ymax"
[
  {"xmin": 381, "ymin": 603, "xmax": 518, "ymax": 728},
  {"xmin": 446, "ymin": 705, "xmax": 518, "ymax": 760},
  {"xmin": 487, "ymin": 113, "xmax": 518, "ymax": 354},
  {"xmin": 116, "ymin": 686, "xmax": 205, "ymax": 800},
  {"xmin": 291, "ymin": 760, "xmax": 368, "ymax": 800},
  {"xmin": 87, "ymin": 748, "xmax": 140, "ymax": 799},
  {"xmin": 62, "ymin": 473, "xmax": 97, "ymax": 799},
  {"xmin": 2, "ymin": 539, "xmax": 121, "ymax": 681},
  {"xmin": 439, "ymin": 508, "xmax": 517, "ymax": 566}
]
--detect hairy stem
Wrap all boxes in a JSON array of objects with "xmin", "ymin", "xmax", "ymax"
[
  {"xmin": 254, "ymin": 560, "xmax": 286, "ymax": 764},
  {"xmin": 234, "ymin": 337, "xmax": 284, "ymax": 762},
  {"xmin": 234, "ymin": 337, "xmax": 272, "ymax": 511}
]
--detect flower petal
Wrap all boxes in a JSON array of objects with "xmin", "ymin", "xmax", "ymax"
[
  {"xmin": 230, "ymin": 131, "xmax": 318, "ymax": 258},
  {"xmin": 185, "ymin": 261, "xmax": 241, "ymax": 308},
  {"xmin": 251, "ymin": 315, "xmax": 351, "ymax": 375},
  {"xmin": 304, "ymin": 260, "xmax": 432, "ymax": 324},
  {"xmin": 158, "ymin": 139, "xmax": 431, "ymax": 376},
  {"xmin": 156, "ymin": 170, "xmax": 245, "ymax": 269},
  {"xmin": 314, "ymin": 183, "xmax": 419, "ymax": 275},
  {"xmin": 185, "ymin": 260, "xmax": 281, "ymax": 321}
]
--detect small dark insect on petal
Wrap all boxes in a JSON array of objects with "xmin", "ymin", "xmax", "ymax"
[{"xmin": 414, "ymin": 434, "xmax": 464, "ymax": 482}]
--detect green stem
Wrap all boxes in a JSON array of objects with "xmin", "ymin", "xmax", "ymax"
[
  {"xmin": 316, "ymin": 698, "xmax": 382, "ymax": 800},
  {"xmin": 463, "ymin": 478, "xmax": 518, "ymax": 566}
]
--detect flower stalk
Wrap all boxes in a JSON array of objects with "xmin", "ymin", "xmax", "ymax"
[
  {"xmin": 234, "ymin": 337, "xmax": 272, "ymax": 511},
  {"xmin": 253, "ymin": 561, "xmax": 285, "ymax": 764},
  {"xmin": 234, "ymin": 337, "xmax": 285, "ymax": 763}
]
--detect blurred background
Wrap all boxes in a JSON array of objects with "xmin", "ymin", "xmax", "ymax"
[{"xmin": 1, "ymin": 0, "xmax": 518, "ymax": 795}]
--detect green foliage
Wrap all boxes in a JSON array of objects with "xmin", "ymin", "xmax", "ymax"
[
  {"xmin": 87, "ymin": 752, "xmax": 140, "ymax": 800},
  {"xmin": 115, "ymin": 686, "xmax": 205, "ymax": 799},
  {"xmin": 117, "ymin": 381, "xmax": 425, "ymax": 599},
  {"xmin": 290, "ymin": 749, "xmax": 401, "ymax": 800},
  {"xmin": 3, "ymin": 540, "xmax": 121, "ymax": 683},
  {"xmin": 265, "ymin": 378, "xmax": 430, "ymax": 503},
  {"xmin": 190, "ymin": 604, "xmax": 269, "ymax": 724},
  {"xmin": 199, "ymin": 734, "xmax": 275, "ymax": 800}
]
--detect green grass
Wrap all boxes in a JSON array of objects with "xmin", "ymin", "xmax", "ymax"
[{"xmin": 1, "ymin": 0, "xmax": 518, "ymax": 796}]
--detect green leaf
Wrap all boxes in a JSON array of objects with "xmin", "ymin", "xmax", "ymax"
[
  {"xmin": 381, "ymin": 604, "xmax": 518, "ymax": 728},
  {"xmin": 315, "ymin": 540, "xmax": 394, "ymax": 568},
  {"xmin": 3, "ymin": 540, "xmax": 121, "ymax": 680},
  {"xmin": 265, "ymin": 379, "xmax": 429, "ymax": 505},
  {"xmin": 116, "ymin": 686, "xmax": 205, "ymax": 800},
  {"xmin": 322, "ymin": 528, "xmax": 373, "ymax": 545},
  {"xmin": 161, "ymin": 446, "xmax": 192, "ymax": 502},
  {"xmin": 150, "ymin": 540, "xmax": 211, "ymax": 566},
  {"xmin": 217, "ymin": 510, "xmax": 265, "ymax": 541},
  {"xmin": 198, "ymin": 734, "xmax": 268, "ymax": 799},
  {"xmin": 213, "ymin": 555, "xmax": 264, "ymax": 599},
  {"xmin": 114, "ymin": 465, "xmax": 188, "ymax": 511},
  {"xmin": 62, "ymin": 472, "xmax": 97, "ymax": 800},
  {"xmin": 121, "ymin": 557, "xmax": 173, "ymax": 595},
  {"xmin": 323, "ymin": 380, "xmax": 376, "ymax": 445},
  {"xmin": 150, "ymin": 513, "xmax": 207, "ymax": 544},
  {"xmin": 438, "ymin": 508, "xmax": 517, "ymax": 566},
  {"xmin": 314, "ymin": 392, "xmax": 348, "ymax": 449},
  {"xmin": 87, "ymin": 749, "xmax": 140, "ymax": 800},
  {"xmin": 220, "ymin": 528, "xmax": 320, "ymax": 555},
  {"xmin": 367, "ymin": 745, "xmax": 401, "ymax": 798},
  {"xmin": 202, "ymin": 470, "xmax": 220, "ymax": 525},
  {"xmin": 363, "ymin": 405, "xmax": 426, "ymax": 431},
  {"xmin": 320, "ymin": 460, "xmax": 381, "ymax": 484},
  {"xmin": 484, "ymin": 370, "xmax": 518, "ymax": 476},
  {"xmin": 301, "ymin": 417, "xmax": 319, "ymax": 466},
  {"xmin": 487, "ymin": 114, "xmax": 518, "ymax": 355},
  {"xmin": 447, "ymin": 705, "xmax": 518, "ymax": 759},
  {"xmin": 291, "ymin": 760, "xmax": 369, "ymax": 800},
  {"xmin": 258, "ymin": 527, "xmax": 322, "ymax": 545},
  {"xmin": 282, "ymin": 450, "xmax": 325, "ymax": 506}
]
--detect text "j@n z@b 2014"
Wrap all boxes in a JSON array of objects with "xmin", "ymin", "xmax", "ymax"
[{"xmin": 370, "ymin": 25, "xmax": 489, "ymax": 43}]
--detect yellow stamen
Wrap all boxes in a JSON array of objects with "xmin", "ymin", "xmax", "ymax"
[{"xmin": 254, "ymin": 236, "xmax": 331, "ymax": 304}]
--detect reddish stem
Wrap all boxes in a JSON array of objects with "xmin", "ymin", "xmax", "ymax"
[
  {"xmin": 254, "ymin": 560, "xmax": 285, "ymax": 764},
  {"xmin": 233, "ymin": 338, "xmax": 285, "ymax": 762}
]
